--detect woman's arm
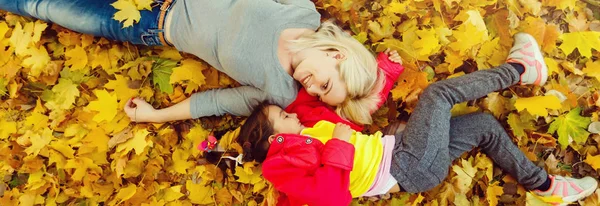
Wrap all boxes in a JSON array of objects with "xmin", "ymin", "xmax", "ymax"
[{"xmin": 125, "ymin": 86, "xmax": 279, "ymax": 122}]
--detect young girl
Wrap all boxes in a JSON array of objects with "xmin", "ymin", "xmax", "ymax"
[
  {"xmin": 1, "ymin": 0, "xmax": 387, "ymax": 125},
  {"xmin": 230, "ymin": 33, "xmax": 598, "ymax": 205}
]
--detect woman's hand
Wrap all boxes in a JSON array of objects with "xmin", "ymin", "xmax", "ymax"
[
  {"xmin": 332, "ymin": 123, "xmax": 354, "ymax": 142},
  {"xmin": 124, "ymin": 97, "xmax": 160, "ymax": 123},
  {"xmin": 384, "ymin": 48, "xmax": 402, "ymax": 64}
]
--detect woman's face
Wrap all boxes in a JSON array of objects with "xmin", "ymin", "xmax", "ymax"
[
  {"xmin": 292, "ymin": 49, "xmax": 348, "ymax": 106},
  {"xmin": 266, "ymin": 105, "xmax": 305, "ymax": 135}
]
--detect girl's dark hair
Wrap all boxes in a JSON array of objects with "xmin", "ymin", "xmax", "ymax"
[
  {"xmin": 236, "ymin": 101, "xmax": 275, "ymax": 163},
  {"xmin": 204, "ymin": 101, "xmax": 275, "ymax": 172}
]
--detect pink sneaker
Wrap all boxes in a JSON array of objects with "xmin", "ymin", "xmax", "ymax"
[
  {"xmin": 506, "ymin": 32, "xmax": 549, "ymax": 86},
  {"xmin": 533, "ymin": 175, "xmax": 598, "ymax": 205}
]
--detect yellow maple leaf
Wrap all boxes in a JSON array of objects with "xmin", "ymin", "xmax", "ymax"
[
  {"xmin": 65, "ymin": 45, "xmax": 89, "ymax": 71},
  {"xmin": 9, "ymin": 22, "xmax": 33, "ymax": 56},
  {"xmin": 24, "ymin": 128, "xmax": 53, "ymax": 156},
  {"xmin": 21, "ymin": 45, "xmax": 50, "ymax": 77},
  {"xmin": 368, "ymin": 17, "xmax": 394, "ymax": 42},
  {"xmin": 134, "ymin": 0, "xmax": 153, "ymax": 10},
  {"xmin": 170, "ymin": 148, "xmax": 194, "ymax": 174},
  {"xmin": 64, "ymin": 157, "xmax": 102, "ymax": 182},
  {"xmin": 0, "ymin": 22, "xmax": 9, "ymax": 42},
  {"xmin": 170, "ymin": 59, "xmax": 207, "ymax": 86},
  {"xmin": 49, "ymin": 140, "xmax": 75, "ymax": 159},
  {"xmin": 160, "ymin": 185, "xmax": 184, "ymax": 202},
  {"xmin": 0, "ymin": 119, "xmax": 17, "ymax": 140},
  {"xmin": 451, "ymin": 159, "xmax": 477, "ymax": 193},
  {"xmin": 87, "ymin": 89, "xmax": 119, "ymax": 123},
  {"xmin": 111, "ymin": 0, "xmax": 141, "ymax": 28},
  {"xmin": 544, "ymin": 57, "xmax": 560, "ymax": 75},
  {"xmin": 109, "ymin": 184, "xmax": 137, "ymax": 205},
  {"xmin": 116, "ymin": 129, "xmax": 151, "ymax": 155},
  {"xmin": 559, "ymin": 31, "xmax": 600, "ymax": 58},
  {"xmin": 413, "ymin": 28, "xmax": 440, "ymax": 60},
  {"xmin": 31, "ymin": 20, "xmax": 48, "ymax": 43},
  {"xmin": 186, "ymin": 180, "xmax": 214, "ymax": 204},
  {"xmin": 235, "ymin": 165, "xmax": 263, "ymax": 184},
  {"xmin": 82, "ymin": 127, "xmax": 110, "ymax": 153},
  {"xmin": 105, "ymin": 75, "xmax": 138, "ymax": 101},
  {"xmin": 90, "ymin": 47, "xmax": 112, "ymax": 70},
  {"xmin": 514, "ymin": 96, "xmax": 562, "ymax": 117},
  {"xmin": 542, "ymin": 0, "xmax": 576, "ymax": 10},
  {"xmin": 583, "ymin": 61, "xmax": 600, "ymax": 81},
  {"xmin": 584, "ymin": 153, "xmax": 600, "ymax": 170}
]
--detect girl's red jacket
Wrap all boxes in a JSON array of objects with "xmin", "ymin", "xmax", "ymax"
[
  {"xmin": 285, "ymin": 52, "xmax": 405, "ymax": 131},
  {"xmin": 262, "ymin": 134, "xmax": 355, "ymax": 206},
  {"xmin": 263, "ymin": 53, "xmax": 404, "ymax": 206}
]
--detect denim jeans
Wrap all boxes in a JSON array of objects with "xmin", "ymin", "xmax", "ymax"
[{"xmin": 0, "ymin": 0, "xmax": 170, "ymax": 46}]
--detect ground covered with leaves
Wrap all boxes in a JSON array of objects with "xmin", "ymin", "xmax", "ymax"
[{"xmin": 1, "ymin": 0, "xmax": 600, "ymax": 205}]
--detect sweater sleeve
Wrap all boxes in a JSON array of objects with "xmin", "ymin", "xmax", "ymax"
[
  {"xmin": 262, "ymin": 139, "xmax": 355, "ymax": 206},
  {"xmin": 374, "ymin": 52, "xmax": 405, "ymax": 109},
  {"xmin": 189, "ymin": 86, "xmax": 292, "ymax": 118}
]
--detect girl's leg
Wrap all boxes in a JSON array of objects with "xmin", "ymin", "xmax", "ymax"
[
  {"xmin": 0, "ymin": 0, "xmax": 165, "ymax": 46},
  {"xmin": 390, "ymin": 64, "xmax": 521, "ymax": 192},
  {"xmin": 389, "ymin": 33, "xmax": 546, "ymax": 192},
  {"xmin": 445, "ymin": 112, "xmax": 547, "ymax": 189}
]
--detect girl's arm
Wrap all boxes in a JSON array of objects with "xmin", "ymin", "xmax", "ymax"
[
  {"xmin": 374, "ymin": 50, "xmax": 405, "ymax": 109},
  {"xmin": 262, "ymin": 139, "xmax": 355, "ymax": 206}
]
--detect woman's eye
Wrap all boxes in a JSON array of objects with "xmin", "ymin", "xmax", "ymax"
[{"xmin": 321, "ymin": 82, "xmax": 328, "ymax": 90}]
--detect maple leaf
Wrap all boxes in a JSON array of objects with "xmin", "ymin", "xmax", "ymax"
[
  {"xmin": 559, "ymin": 31, "xmax": 600, "ymax": 58},
  {"xmin": 105, "ymin": 75, "xmax": 138, "ymax": 101},
  {"xmin": 548, "ymin": 107, "xmax": 591, "ymax": 149},
  {"xmin": 584, "ymin": 153, "xmax": 600, "ymax": 170},
  {"xmin": 514, "ymin": 96, "xmax": 562, "ymax": 117},
  {"xmin": 451, "ymin": 159, "xmax": 477, "ymax": 193},
  {"xmin": 24, "ymin": 112, "xmax": 49, "ymax": 131},
  {"xmin": 65, "ymin": 45, "xmax": 89, "ymax": 71},
  {"xmin": 24, "ymin": 128, "xmax": 53, "ymax": 156},
  {"xmin": 159, "ymin": 186, "xmax": 184, "ymax": 202},
  {"xmin": 170, "ymin": 59, "xmax": 207, "ymax": 87},
  {"xmin": 413, "ymin": 28, "xmax": 440, "ymax": 60},
  {"xmin": 0, "ymin": 22, "xmax": 9, "ymax": 42},
  {"xmin": 116, "ymin": 129, "xmax": 151, "ymax": 155},
  {"xmin": 109, "ymin": 184, "xmax": 137, "ymax": 205},
  {"xmin": 583, "ymin": 60, "xmax": 600, "ymax": 81},
  {"xmin": 186, "ymin": 180, "xmax": 214, "ymax": 204},
  {"xmin": 235, "ymin": 164, "xmax": 263, "ymax": 184},
  {"xmin": 542, "ymin": 0, "xmax": 576, "ymax": 10},
  {"xmin": 368, "ymin": 18, "xmax": 394, "ymax": 42},
  {"xmin": 9, "ymin": 22, "xmax": 33, "ymax": 56},
  {"xmin": 82, "ymin": 127, "xmax": 110, "ymax": 153},
  {"xmin": 151, "ymin": 58, "xmax": 176, "ymax": 94},
  {"xmin": 87, "ymin": 89, "xmax": 119, "ymax": 123},
  {"xmin": 134, "ymin": 0, "xmax": 153, "ymax": 10},
  {"xmin": 170, "ymin": 148, "xmax": 194, "ymax": 174},
  {"xmin": 111, "ymin": 0, "xmax": 141, "ymax": 28},
  {"xmin": 0, "ymin": 119, "xmax": 17, "ymax": 140},
  {"xmin": 21, "ymin": 45, "xmax": 50, "ymax": 77},
  {"xmin": 64, "ymin": 157, "xmax": 102, "ymax": 182}
]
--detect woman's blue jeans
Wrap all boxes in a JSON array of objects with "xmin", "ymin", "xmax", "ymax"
[{"xmin": 0, "ymin": 0, "xmax": 169, "ymax": 46}]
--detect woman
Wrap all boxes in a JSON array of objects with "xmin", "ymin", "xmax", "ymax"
[{"xmin": 0, "ymin": 0, "xmax": 385, "ymax": 125}]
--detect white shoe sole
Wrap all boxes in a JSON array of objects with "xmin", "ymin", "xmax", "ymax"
[{"xmin": 559, "ymin": 180, "xmax": 598, "ymax": 205}]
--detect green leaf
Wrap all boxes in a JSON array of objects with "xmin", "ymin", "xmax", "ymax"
[
  {"xmin": 507, "ymin": 112, "xmax": 536, "ymax": 138},
  {"xmin": 151, "ymin": 58, "xmax": 176, "ymax": 94},
  {"xmin": 548, "ymin": 107, "xmax": 591, "ymax": 149},
  {"xmin": 60, "ymin": 68, "xmax": 90, "ymax": 84}
]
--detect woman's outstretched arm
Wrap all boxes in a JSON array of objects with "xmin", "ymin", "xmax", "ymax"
[{"xmin": 125, "ymin": 86, "xmax": 283, "ymax": 123}]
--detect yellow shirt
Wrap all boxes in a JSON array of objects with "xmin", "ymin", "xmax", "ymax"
[{"xmin": 300, "ymin": 121, "xmax": 383, "ymax": 197}]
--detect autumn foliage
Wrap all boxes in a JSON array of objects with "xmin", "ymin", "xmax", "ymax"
[{"xmin": 1, "ymin": 0, "xmax": 600, "ymax": 205}]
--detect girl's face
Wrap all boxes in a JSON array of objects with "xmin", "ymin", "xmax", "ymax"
[
  {"xmin": 266, "ymin": 105, "xmax": 305, "ymax": 135},
  {"xmin": 292, "ymin": 49, "xmax": 348, "ymax": 106}
]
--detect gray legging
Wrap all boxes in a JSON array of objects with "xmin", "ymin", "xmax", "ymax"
[{"xmin": 390, "ymin": 63, "xmax": 548, "ymax": 193}]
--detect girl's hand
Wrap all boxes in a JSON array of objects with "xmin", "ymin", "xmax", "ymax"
[
  {"xmin": 384, "ymin": 48, "xmax": 402, "ymax": 64},
  {"xmin": 333, "ymin": 123, "xmax": 354, "ymax": 142},
  {"xmin": 124, "ymin": 97, "xmax": 160, "ymax": 123}
]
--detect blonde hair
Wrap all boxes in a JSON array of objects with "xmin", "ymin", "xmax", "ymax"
[{"xmin": 288, "ymin": 21, "xmax": 384, "ymax": 125}]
